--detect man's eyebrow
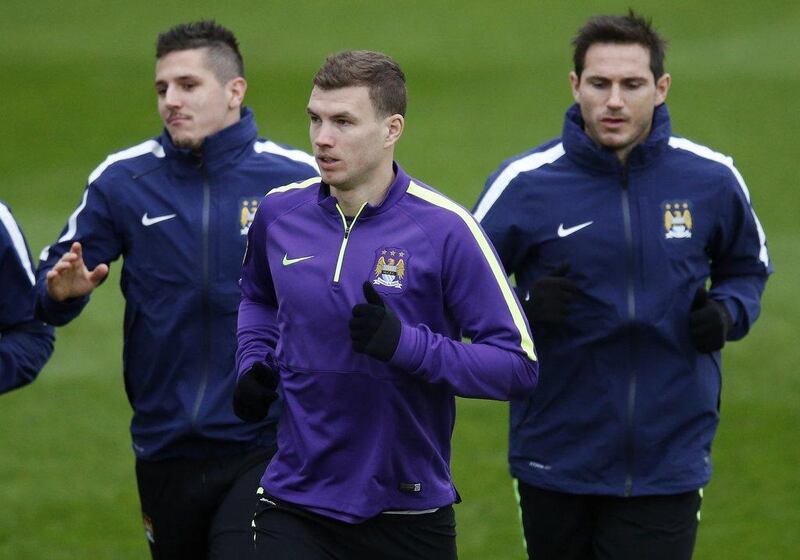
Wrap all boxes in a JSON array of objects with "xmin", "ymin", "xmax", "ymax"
[
  {"xmin": 155, "ymin": 74, "xmax": 202, "ymax": 84},
  {"xmin": 584, "ymin": 73, "xmax": 649, "ymax": 82},
  {"xmin": 306, "ymin": 108, "xmax": 358, "ymax": 120}
]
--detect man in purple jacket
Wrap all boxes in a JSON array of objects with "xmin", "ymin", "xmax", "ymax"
[{"xmin": 234, "ymin": 50, "xmax": 539, "ymax": 559}]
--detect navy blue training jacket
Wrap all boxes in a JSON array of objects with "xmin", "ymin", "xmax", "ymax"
[
  {"xmin": 35, "ymin": 109, "xmax": 318, "ymax": 460},
  {"xmin": 474, "ymin": 104, "xmax": 771, "ymax": 496},
  {"xmin": 1, "ymin": 201, "xmax": 54, "ymax": 393}
]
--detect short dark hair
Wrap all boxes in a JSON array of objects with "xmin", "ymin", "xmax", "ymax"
[
  {"xmin": 572, "ymin": 10, "xmax": 668, "ymax": 79},
  {"xmin": 156, "ymin": 20, "xmax": 244, "ymax": 83},
  {"xmin": 313, "ymin": 50, "xmax": 407, "ymax": 117}
]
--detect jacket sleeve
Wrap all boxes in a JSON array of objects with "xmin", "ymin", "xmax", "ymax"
[
  {"xmin": 0, "ymin": 204, "xmax": 55, "ymax": 394},
  {"xmin": 389, "ymin": 212, "xmax": 538, "ymax": 400},
  {"xmin": 709, "ymin": 166, "xmax": 772, "ymax": 340},
  {"xmin": 473, "ymin": 167, "xmax": 534, "ymax": 277},
  {"xmin": 236, "ymin": 202, "xmax": 279, "ymax": 378},
  {"xmin": 34, "ymin": 182, "xmax": 122, "ymax": 326}
]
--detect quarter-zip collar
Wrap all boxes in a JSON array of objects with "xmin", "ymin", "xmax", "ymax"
[
  {"xmin": 562, "ymin": 103, "xmax": 672, "ymax": 175},
  {"xmin": 317, "ymin": 162, "xmax": 411, "ymax": 217},
  {"xmin": 160, "ymin": 107, "xmax": 259, "ymax": 176}
]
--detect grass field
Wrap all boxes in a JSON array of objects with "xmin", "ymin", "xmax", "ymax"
[{"xmin": 1, "ymin": 1, "xmax": 798, "ymax": 558}]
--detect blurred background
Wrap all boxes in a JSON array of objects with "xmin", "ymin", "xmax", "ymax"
[{"xmin": 1, "ymin": 1, "xmax": 798, "ymax": 557}]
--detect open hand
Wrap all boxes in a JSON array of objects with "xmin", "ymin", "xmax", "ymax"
[{"xmin": 46, "ymin": 242, "xmax": 109, "ymax": 301}]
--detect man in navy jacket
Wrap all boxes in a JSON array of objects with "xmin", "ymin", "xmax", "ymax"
[
  {"xmin": 0, "ymin": 201, "xmax": 53, "ymax": 394},
  {"xmin": 474, "ymin": 12, "xmax": 771, "ymax": 560},
  {"xmin": 35, "ymin": 21, "xmax": 317, "ymax": 559}
]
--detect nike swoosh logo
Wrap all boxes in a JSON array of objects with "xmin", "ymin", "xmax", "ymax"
[
  {"xmin": 557, "ymin": 221, "xmax": 594, "ymax": 238},
  {"xmin": 141, "ymin": 213, "xmax": 177, "ymax": 226},
  {"xmin": 282, "ymin": 253, "xmax": 314, "ymax": 266}
]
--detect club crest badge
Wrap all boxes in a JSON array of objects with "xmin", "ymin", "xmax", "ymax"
[
  {"xmin": 371, "ymin": 247, "xmax": 409, "ymax": 291},
  {"xmin": 663, "ymin": 201, "xmax": 693, "ymax": 239},
  {"xmin": 240, "ymin": 198, "xmax": 260, "ymax": 235}
]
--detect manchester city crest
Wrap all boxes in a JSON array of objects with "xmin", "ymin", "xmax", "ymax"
[
  {"xmin": 663, "ymin": 201, "xmax": 693, "ymax": 239},
  {"xmin": 371, "ymin": 247, "xmax": 409, "ymax": 291},
  {"xmin": 239, "ymin": 198, "xmax": 260, "ymax": 235}
]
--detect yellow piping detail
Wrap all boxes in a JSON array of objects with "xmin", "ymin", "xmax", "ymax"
[
  {"xmin": 407, "ymin": 182, "xmax": 536, "ymax": 360},
  {"xmin": 332, "ymin": 202, "xmax": 367, "ymax": 283},
  {"xmin": 266, "ymin": 176, "xmax": 320, "ymax": 196}
]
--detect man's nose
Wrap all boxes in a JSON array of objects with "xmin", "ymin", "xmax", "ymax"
[
  {"xmin": 607, "ymin": 84, "xmax": 624, "ymax": 109},
  {"xmin": 164, "ymin": 85, "xmax": 183, "ymax": 108},
  {"xmin": 313, "ymin": 122, "xmax": 334, "ymax": 147}
]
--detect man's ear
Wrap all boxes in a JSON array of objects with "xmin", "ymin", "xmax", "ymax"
[
  {"xmin": 569, "ymin": 71, "xmax": 581, "ymax": 103},
  {"xmin": 655, "ymin": 73, "xmax": 671, "ymax": 105},
  {"xmin": 227, "ymin": 77, "xmax": 247, "ymax": 110},
  {"xmin": 384, "ymin": 114, "xmax": 404, "ymax": 148}
]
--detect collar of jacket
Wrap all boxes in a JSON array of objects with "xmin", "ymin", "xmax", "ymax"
[
  {"xmin": 561, "ymin": 103, "xmax": 672, "ymax": 174},
  {"xmin": 159, "ymin": 107, "xmax": 259, "ymax": 175},
  {"xmin": 316, "ymin": 161, "xmax": 411, "ymax": 218}
]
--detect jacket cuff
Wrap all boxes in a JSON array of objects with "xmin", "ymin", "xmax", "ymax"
[
  {"xmin": 388, "ymin": 323, "xmax": 425, "ymax": 372},
  {"xmin": 716, "ymin": 297, "xmax": 739, "ymax": 336},
  {"xmin": 237, "ymin": 353, "xmax": 277, "ymax": 381},
  {"xmin": 35, "ymin": 287, "xmax": 89, "ymax": 326}
]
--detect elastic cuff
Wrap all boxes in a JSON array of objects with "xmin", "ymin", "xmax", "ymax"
[
  {"xmin": 388, "ymin": 323, "xmax": 425, "ymax": 372},
  {"xmin": 35, "ymin": 290, "xmax": 89, "ymax": 325},
  {"xmin": 237, "ymin": 354, "xmax": 275, "ymax": 382},
  {"xmin": 714, "ymin": 298, "xmax": 736, "ymax": 332}
]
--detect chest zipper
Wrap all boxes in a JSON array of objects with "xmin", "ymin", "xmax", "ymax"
[
  {"xmin": 332, "ymin": 202, "xmax": 367, "ymax": 284},
  {"xmin": 620, "ymin": 166, "xmax": 638, "ymax": 497},
  {"xmin": 191, "ymin": 163, "xmax": 211, "ymax": 427}
]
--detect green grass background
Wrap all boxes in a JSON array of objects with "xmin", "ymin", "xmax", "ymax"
[{"xmin": 1, "ymin": 1, "xmax": 798, "ymax": 557}]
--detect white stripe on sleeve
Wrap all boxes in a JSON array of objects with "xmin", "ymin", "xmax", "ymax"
[
  {"xmin": 87, "ymin": 139, "xmax": 165, "ymax": 184},
  {"xmin": 58, "ymin": 189, "xmax": 89, "ymax": 244},
  {"xmin": 59, "ymin": 140, "xmax": 165, "ymax": 244},
  {"xmin": 254, "ymin": 141, "xmax": 319, "ymax": 172},
  {"xmin": 668, "ymin": 137, "xmax": 769, "ymax": 269},
  {"xmin": 474, "ymin": 143, "xmax": 565, "ymax": 222},
  {"xmin": 0, "ymin": 202, "xmax": 35, "ymax": 285}
]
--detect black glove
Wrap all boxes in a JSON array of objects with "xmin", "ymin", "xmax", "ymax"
[
  {"xmin": 350, "ymin": 281, "xmax": 401, "ymax": 362},
  {"xmin": 521, "ymin": 263, "xmax": 580, "ymax": 327},
  {"xmin": 689, "ymin": 287, "xmax": 732, "ymax": 353},
  {"xmin": 233, "ymin": 361, "xmax": 279, "ymax": 422}
]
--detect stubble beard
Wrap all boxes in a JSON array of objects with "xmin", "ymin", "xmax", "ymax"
[{"xmin": 171, "ymin": 133, "xmax": 203, "ymax": 151}]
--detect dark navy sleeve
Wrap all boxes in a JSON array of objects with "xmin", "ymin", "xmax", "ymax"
[
  {"xmin": 34, "ymin": 181, "xmax": 122, "ymax": 326},
  {"xmin": 236, "ymin": 199, "xmax": 279, "ymax": 378},
  {"xmin": 473, "ymin": 169, "xmax": 534, "ymax": 278},
  {"xmin": 0, "ymin": 202, "xmax": 55, "ymax": 394},
  {"xmin": 708, "ymin": 166, "xmax": 772, "ymax": 340}
]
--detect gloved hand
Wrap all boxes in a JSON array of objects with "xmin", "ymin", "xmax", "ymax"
[
  {"xmin": 689, "ymin": 287, "xmax": 732, "ymax": 353},
  {"xmin": 350, "ymin": 281, "xmax": 402, "ymax": 362},
  {"xmin": 233, "ymin": 361, "xmax": 279, "ymax": 422},
  {"xmin": 522, "ymin": 263, "xmax": 580, "ymax": 327}
]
